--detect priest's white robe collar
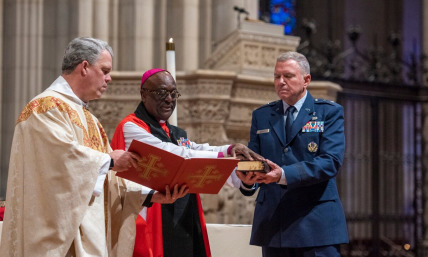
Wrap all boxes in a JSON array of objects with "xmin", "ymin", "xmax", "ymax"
[{"xmin": 46, "ymin": 76, "xmax": 89, "ymax": 108}]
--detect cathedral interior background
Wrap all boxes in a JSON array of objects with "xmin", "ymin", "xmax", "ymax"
[{"xmin": 1, "ymin": 0, "xmax": 428, "ymax": 256}]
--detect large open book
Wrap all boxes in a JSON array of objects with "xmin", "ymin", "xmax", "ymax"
[{"xmin": 116, "ymin": 140, "xmax": 240, "ymax": 194}]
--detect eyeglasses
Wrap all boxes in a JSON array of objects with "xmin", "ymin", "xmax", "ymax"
[{"xmin": 141, "ymin": 88, "xmax": 181, "ymax": 100}]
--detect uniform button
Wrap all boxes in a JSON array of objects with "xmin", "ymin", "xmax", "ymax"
[{"xmin": 284, "ymin": 147, "xmax": 288, "ymax": 153}]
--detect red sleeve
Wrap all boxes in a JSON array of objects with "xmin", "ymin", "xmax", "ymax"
[
  {"xmin": 110, "ymin": 120, "xmax": 126, "ymax": 151},
  {"xmin": 111, "ymin": 113, "xmax": 151, "ymax": 151}
]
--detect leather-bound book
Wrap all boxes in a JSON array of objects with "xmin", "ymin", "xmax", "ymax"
[{"xmin": 236, "ymin": 160, "xmax": 271, "ymax": 173}]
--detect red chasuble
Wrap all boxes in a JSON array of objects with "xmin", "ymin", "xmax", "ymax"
[{"xmin": 110, "ymin": 113, "xmax": 211, "ymax": 257}]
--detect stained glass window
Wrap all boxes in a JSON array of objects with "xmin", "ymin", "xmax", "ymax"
[{"xmin": 262, "ymin": 0, "xmax": 296, "ymax": 35}]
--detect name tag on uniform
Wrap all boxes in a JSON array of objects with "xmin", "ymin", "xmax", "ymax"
[
  {"xmin": 257, "ymin": 129, "xmax": 270, "ymax": 134},
  {"xmin": 302, "ymin": 121, "xmax": 324, "ymax": 132}
]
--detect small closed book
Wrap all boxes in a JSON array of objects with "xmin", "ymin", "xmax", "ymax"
[
  {"xmin": 116, "ymin": 140, "xmax": 240, "ymax": 194},
  {"xmin": 236, "ymin": 160, "xmax": 271, "ymax": 173}
]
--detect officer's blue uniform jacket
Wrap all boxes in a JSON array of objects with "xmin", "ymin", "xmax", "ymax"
[{"xmin": 241, "ymin": 91, "xmax": 349, "ymax": 248}]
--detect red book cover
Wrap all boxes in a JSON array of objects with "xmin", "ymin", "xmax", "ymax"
[{"xmin": 115, "ymin": 140, "xmax": 240, "ymax": 194}]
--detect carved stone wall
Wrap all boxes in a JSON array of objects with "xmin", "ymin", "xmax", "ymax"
[
  {"xmin": 89, "ymin": 70, "xmax": 342, "ymax": 224},
  {"xmin": 205, "ymin": 21, "xmax": 300, "ymax": 78},
  {"xmin": 89, "ymin": 72, "xmax": 143, "ymax": 139}
]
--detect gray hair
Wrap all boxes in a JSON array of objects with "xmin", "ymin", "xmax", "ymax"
[
  {"xmin": 277, "ymin": 52, "xmax": 310, "ymax": 75},
  {"xmin": 61, "ymin": 37, "xmax": 113, "ymax": 74}
]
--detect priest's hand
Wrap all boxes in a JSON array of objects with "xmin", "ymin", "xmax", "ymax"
[
  {"xmin": 230, "ymin": 143, "xmax": 264, "ymax": 161},
  {"xmin": 152, "ymin": 184, "xmax": 189, "ymax": 204},
  {"xmin": 109, "ymin": 150, "xmax": 140, "ymax": 172}
]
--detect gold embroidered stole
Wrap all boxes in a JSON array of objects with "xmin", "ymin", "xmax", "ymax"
[{"xmin": 18, "ymin": 96, "xmax": 109, "ymax": 153}]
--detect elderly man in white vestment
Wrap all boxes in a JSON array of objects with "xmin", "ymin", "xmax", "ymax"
[{"xmin": 0, "ymin": 37, "xmax": 176, "ymax": 257}]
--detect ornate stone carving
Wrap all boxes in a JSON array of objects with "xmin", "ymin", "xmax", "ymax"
[
  {"xmin": 201, "ymin": 187, "xmax": 257, "ymax": 224},
  {"xmin": 205, "ymin": 23, "xmax": 300, "ymax": 78},
  {"xmin": 89, "ymin": 100, "xmax": 139, "ymax": 139},
  {"xmin": 178, "ymin": 79, "xmax": 233, "ymax": 97},
  {"xmin": 179, "ymin": 99, "xmax": 229, "ymax": 122},
  {"xmin": 89, "ymin": 72, "xmax": 142, "ymax": 139},
  {"xmin": 180, "ymin": 123, "xmax": 229, "ymax": 146}
]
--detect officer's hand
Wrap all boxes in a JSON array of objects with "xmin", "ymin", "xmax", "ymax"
[{"xmin": 258, "ymin": 159, "xmax": 283, "ymax": 184}]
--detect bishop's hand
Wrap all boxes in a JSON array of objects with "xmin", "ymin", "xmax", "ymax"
[
  {"xmin": 229, "ymin": 143, "xmax": 264, "ymax": 161},
  {"xmin": 151, "ymin": 184, "xmax": 189, "ymax": 204}
]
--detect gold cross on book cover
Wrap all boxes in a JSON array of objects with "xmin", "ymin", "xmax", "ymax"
[{"xmin": 115, "ymin": 140, "xmax": 240, "ymax": 194}]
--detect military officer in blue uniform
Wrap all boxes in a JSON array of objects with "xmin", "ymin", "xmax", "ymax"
[{"xmin": 237, "ymin": 51, "xmax": 348, "ymax": 257}]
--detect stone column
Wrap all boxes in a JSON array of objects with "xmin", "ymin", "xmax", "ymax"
[
  {"xmin": 93, "ymin": 0, "xmax": 109, "ymax": 41},
  {"xmin": 169, "ymin": 0, "xmax": 199, "ymax": 71},
  {"xmin": 27, "ymin": 0, "xmax": 44, "ymax": 98},
  {"xmin": 110, "ymin": 0, "xmax": 119, "ymax": 68},
  {"xmin": 181, "ymin": 0, "xmax": 199, "ymax": 70},
  {"xmin": 198, "ymin": 0, "xmax": 212, "ymax": 67},
  {"xmin": 1, "ymin": 0, "xmax": 44, "ymax": 197},
  {"xmin": 78, "ymin": 0, "xmax": 93, "ymax": 35},
  {"xmin": 51, "ymin": 0, "xmax": 75, "ymax": 78},
  {"xmin": 135, "ymin": 0, "xmax": 154, "ymax": 70},
  {"xmin": 154, "ymin": 0, "xmax": 167, "ymax": 69},
  {"xmin": 117, "ymin": 0, "xmax": 136, "ymax": 70}
]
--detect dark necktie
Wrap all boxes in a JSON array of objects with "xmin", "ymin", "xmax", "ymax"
[{"xmin": 286, "ymin": 106, "xmax": 296, "ymax": 142}]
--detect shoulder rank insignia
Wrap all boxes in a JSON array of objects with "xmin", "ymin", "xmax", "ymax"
[
  {"xmin": 308, "ymin": 142, "xmax": 318, "ymax": 152},
  {"xmin": 177, "ymin": 137, "xmax": 191, "ymax": 149},
  {"xmin": 302, "ymin": 121, "xmax": 324, "ymax": 132}
]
